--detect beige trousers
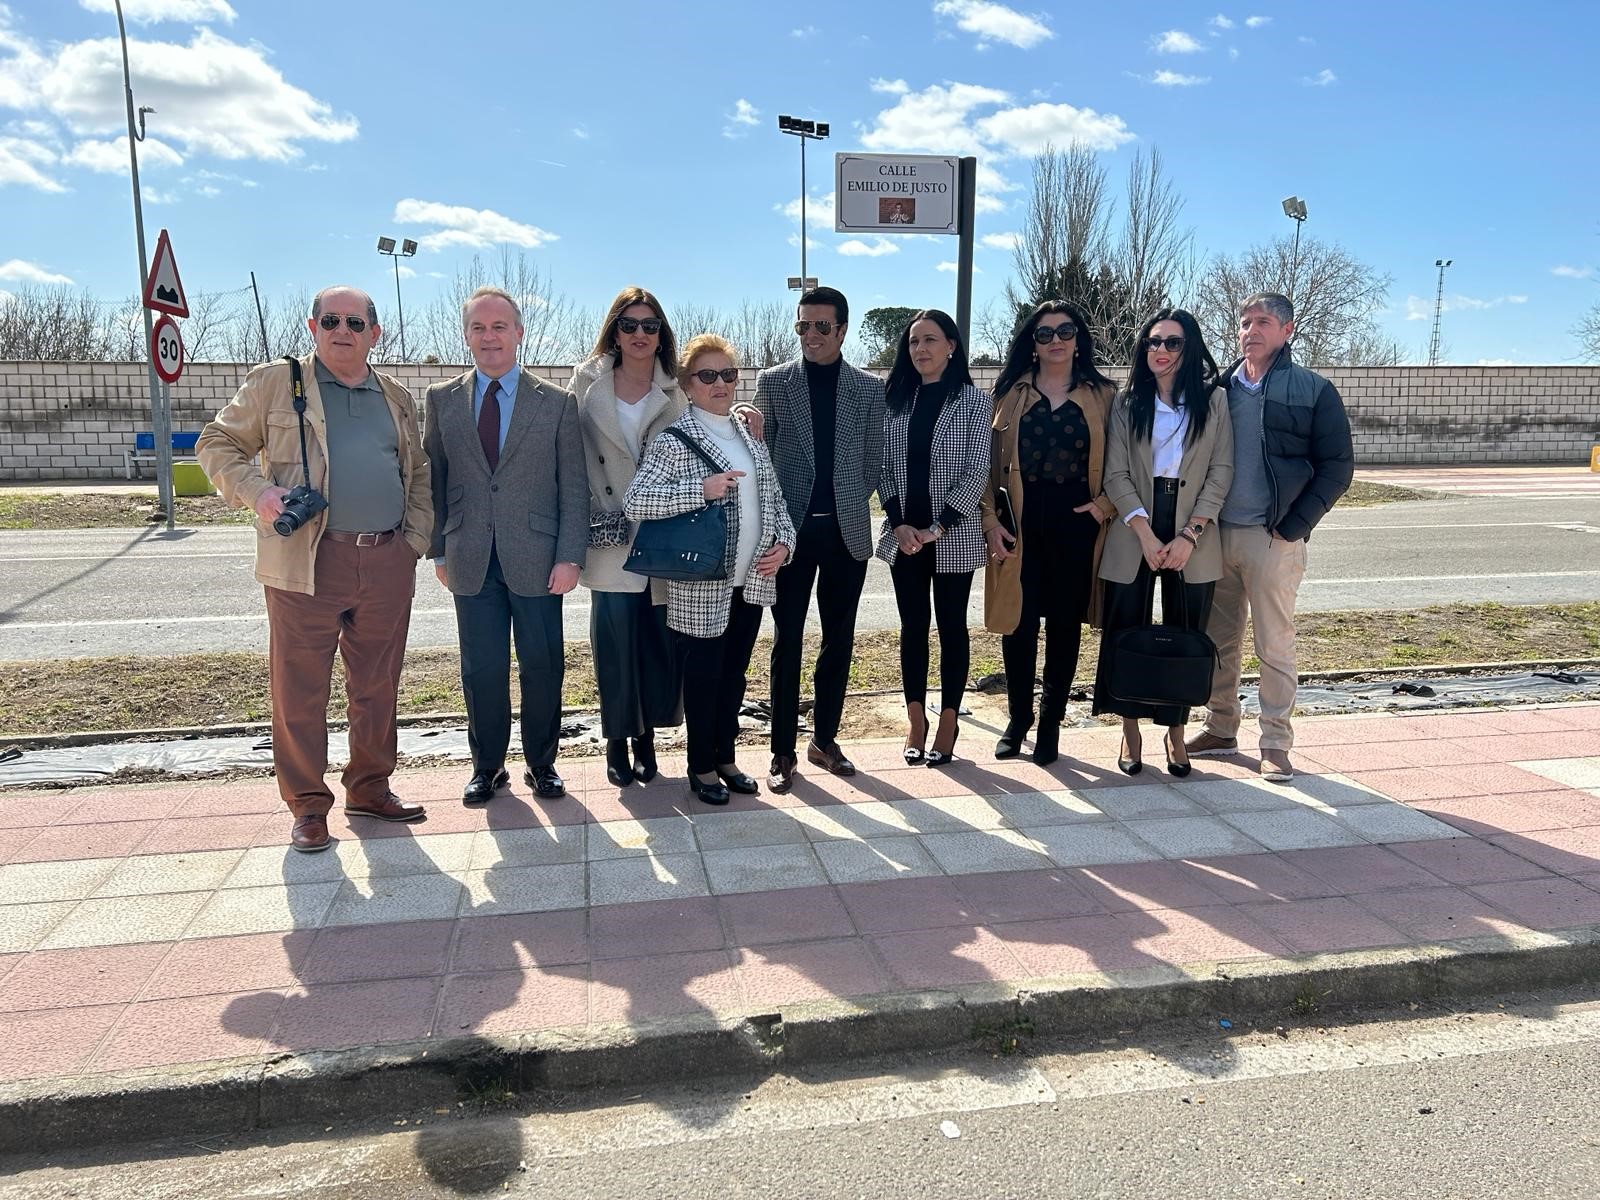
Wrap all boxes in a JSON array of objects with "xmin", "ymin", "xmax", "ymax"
[{"xmin": 1202, "ymin": 523, "xmax": 1308, "ymax": 751}]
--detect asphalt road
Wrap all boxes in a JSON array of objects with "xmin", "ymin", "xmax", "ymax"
[
  {"xmin": 5, "ymin": 986, "xmax": 1599, "ymax": 1198},
  {"xmin": 0, "ymin": 493, "xmax": 1596, "ymax": 660}
]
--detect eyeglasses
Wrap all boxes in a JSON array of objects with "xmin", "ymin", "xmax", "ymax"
[
  {"xmin": 318, "ymin": 313, "xmax": 368, "ymax": 333},
  {"xmin": 1144, "ymin": 336, "xmax": 1186, "ymax": 353},
  {"xmin": 1032, "ymin": 323, "xmax": 1077, "ymax": 343},
  {"xmin": 617, "ymin": 317, "xmax": 662, "ymax": 335},
  {"xmin": 794, "ymin": 320, "xmax": 836, "ymax": 336},
  {"xmin": 692, "ymin": 368, "xmax": 739, "ymax": 384}
]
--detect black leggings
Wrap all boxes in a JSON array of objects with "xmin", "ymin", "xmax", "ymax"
[
  {"xmin": 890, "ymin": 551, "xmax": 975, "ymax": 712},
  {"xmin": 678, "ymin": 592, "xmax": 763, "ymax": 774}
]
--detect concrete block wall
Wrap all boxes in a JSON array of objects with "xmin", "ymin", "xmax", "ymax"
[{"xmin": 0, "ymin": 359, "xmax": 1595, "ymax": 480}]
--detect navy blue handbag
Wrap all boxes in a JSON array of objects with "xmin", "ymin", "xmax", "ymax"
[{"xmin": 626, "ymin": 427, "xmax": 730, "ymax": 582}]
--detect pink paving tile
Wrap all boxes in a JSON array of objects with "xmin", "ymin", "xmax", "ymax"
[
  {"xmin": 0, "ymin": 953, "xmax": 18, "ymax": 984},
  {"xmin": 267, "ymin": 977, "xmax": 440, "ymax": 1051},
  {"xmin": 180, "ymin": 781, "xmax": 285, "ymax": 818},
  {"xmin": 55, "ymin": 787, "xmax": 189, "ymax": 825},
  {"xmin": 140, "ymin": 931, "xmax": 317, "ymax": 999},
  {"xmin": 0, "ymin": 795, "xmax": 84, "ymax": 830},
  {"xmin": 386, "ymin": 769, "xmax": 475, "ymax": 806},
  {"xmin": 436, "ymin": 967, "xmax": 588, "ymax": 1035},
  {"xmin": 581, "ymin": 791, "xmax": 694, "ymax": 824},
  {"xmin": 1466, "ymin": 732, "xmax": 1600, "ymax": 762},
  {"xmin": 1379, "ymin": 713, "xmax": 1505, "ymax": 740},
  {"xmin": 1451, "ymin": 708, "xmax": 1591, "ymax": 735},
  {"xmin": 0, "ymin": 942, "xmax": 171, "ymax": 1013},
  {"xmin": 1275, "ymin": 845, "xmax": 1446, "ymax": 894},
  {"xmin": 1387, "ymin": 838, "xmax": 1555, "ymax": 886},
  {"xmin": 733, "ymin": 938, "xmax": 892, "ymax": 1006},
  {"xmin": 589, "ymin": 896, "xmax": 724, "ymax": 960},
  {"xmin": 1354, "ymin": 887, "xmax": 1532, "ymax": 943},
  {"xmin": 1544, "ymin": 706, "xmax": 1600, "ymax": 731},
  {"xmin": 0, "ymin": 825, "xmax": 41, "ymax": 865},
  {"xmin": 0, "ymin": 1004, "xmax": 125, "ymax": 1082},
  {"xmin": 90, "ymin": 990, "xmax": 283, "ymax": 1073},
  {"xmin": 10, "ymin": 820, "xmax": 161, "ymax": 864},
  {"xmin": 142, "ymin": 813, "xmax": 276, "ymax": 855},
  {"xmin": 1467, "ymin": 877, "xmax": 1600, "ymax": 930},
  {"xmin": 1184, "ymin": 853, "xmax": 1343, "ymax": 904},
  {"xmin": 1236, "ymin": 896, "xmax": 1409, "ymax": 954},
  {"xmin": 298, "ymin": 919, "xmax": 455, "ymax": 984},
  {"xmin": 992, "ymin": 914, "xmax": 1163, "ymax": 975},
  {"xmin": 1417, "ymin": 793, "xmax": 1591, "ymax": 836},
  {"xmin": 835, "ymin": 876, "xmax": 977, "ymax": 934},
  {"xmin": 948, "ymin": 868, "xmax": 1106, "ymax": 923},
  {"xmin": 1387, "ymin": 738, "xmax": 1511, "ymax": 768},
  {"xmin": 870, "ymin": 926, "xmax": 1028, "ymax": 989},
  {"xmin": 451, "ymin": 910, "xmax": 589, "ymax": 972},
  {"xmin": 1292, "ymin": 717, "xmax": 1432, "ymax": 747},
  {"xmin": 1345, "ymin": 768, "xmax": 1471, "ymax": 804},
  {"xmin": 1486, "ymin": 827, "xmax": 1600, "ymax": 877},
  {"xmin": 1434, "ymin": 762, "xmax": 1585, "ymax": 798},
  {"xmin": 718, "ymin": 885, "xmax": 856, "ymax": 947},
  {"xmin": 1116, "ymin": 905, "xmax": 1291, "ymax": 964},
  {"xmin": 590, "ymin": 949, "xmax": 742, "ymax": 1023},
  {"xmin": 1071, "ymin": 861, "xmax": 1233, "ymax": 913},
  {"xmin": 1295, "ymin": 743, "xmax": 1424, "ymax": 774}
]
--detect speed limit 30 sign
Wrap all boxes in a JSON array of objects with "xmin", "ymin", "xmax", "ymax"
[{"xmin": 151, "ymin": 313, "xmax": 185, "ymax": 384}]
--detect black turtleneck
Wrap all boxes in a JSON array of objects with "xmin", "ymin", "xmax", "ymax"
[{"xmin": 804, "ymin": 356, "xmax": 842, "ymax": 514}]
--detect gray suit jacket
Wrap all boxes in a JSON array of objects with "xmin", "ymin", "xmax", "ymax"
[
  {"xmin": 752, "ymin": 357, "xmax": 885, "ymax": 561},
  {"xmin": 424, "ymin": 368, "xmax": 588, "ymax": 597}
]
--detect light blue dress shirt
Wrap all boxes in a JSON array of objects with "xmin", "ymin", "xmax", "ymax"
[{"xmin": 472, "ymin": 363, "xmax": 520, "ymax": 452}]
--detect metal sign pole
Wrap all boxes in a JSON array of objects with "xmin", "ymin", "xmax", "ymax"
[
  {"xmin": 159, "ymin": 381, "xmax": 174, "ymax": 530},
  {"xmin": 954, "ymin": 156, "xmax": 978, "ymax": 350}
]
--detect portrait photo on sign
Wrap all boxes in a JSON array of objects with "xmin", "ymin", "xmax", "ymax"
[{"xmin": 879, "ymin": 198, "xmax": 915, "ymax": 225}]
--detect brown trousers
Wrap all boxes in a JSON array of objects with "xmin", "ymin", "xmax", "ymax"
[{"xmin": 264, "ymin": 535, "xmax": 417, "ymax": 817}]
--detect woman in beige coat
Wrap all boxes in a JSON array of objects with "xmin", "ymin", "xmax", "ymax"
[
  {"xmin": 1093, "ymin": 308, "xmax": 1234, "ymax": 776},
  {"xmin": 572, "ymin": 287, "xmax": 686, "ymax": 787},
  {"xmin": 979, "ymin": 301, "xmax": 1117, "ymax": 766}
]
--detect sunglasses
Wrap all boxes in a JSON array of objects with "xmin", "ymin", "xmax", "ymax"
[
  {"xmin": 1144, "ymin": 335, "xmax": 1186, "ymax": 353},
  {"xmin": 1032, "ymin": 323, "xmax": 1077, "ymax": 343},
  {"xmin": 692, "ymin": 368, "xmax": 739, "ymax": 384},
  {"xmin": 794, "ymin": 319, "xmax": 836, "ymax": 336},
  {"xmin": 318, "ymin": 313, "xmax": 368, "ymax": 333},
  {"xmin": 617, "ymin": 317, "xmax": 662, "ymax": 335}
]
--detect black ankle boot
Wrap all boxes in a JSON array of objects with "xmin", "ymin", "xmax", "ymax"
[
  {"xmin": 1031, "ymin": 702, "xmax": 1065, "ymax": 766},
  {"xmin": 631, "ymin": 733, "xmax": 658, "ymax": 783},
  {"xmin": 995, "ymin": 714, "xmax": 1033, "ymax": 760},
  {"xmin": 606, "ymin": 738, "xmax": 635, "ymax": 787}
]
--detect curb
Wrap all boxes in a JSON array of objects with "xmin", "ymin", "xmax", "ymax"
[{"xmin": 5, "ymin": 925, "xmax": 1599, "ymax": 1155}]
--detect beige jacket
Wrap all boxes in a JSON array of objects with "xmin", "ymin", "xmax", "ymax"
[{"xmin": 197, "ymin": 353, "xmax": 432, "ymax": 596}]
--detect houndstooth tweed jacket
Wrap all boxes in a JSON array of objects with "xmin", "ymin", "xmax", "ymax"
[
  {"xmin": 623, "ymin": 408, "xmax": 797, "ymax": 639},
  {"xmin": 752, "ymin": 357, "xmax": 885, "ymax": 561},
  {"xmin": 874, "ymin": 382, "xmax": 993, "ymax": 574}
]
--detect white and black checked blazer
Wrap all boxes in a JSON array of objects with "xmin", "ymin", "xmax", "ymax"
[
  {"xmin": 752, "ymin": 357, "xmax": 886, "ymax": 561},
  {"xmin": 874, "ymin": 382, "xmax": 992, "ymax": 575},
  {"xmin": 624, "ymin": 408, "xmax": 798, "ymax": 639}
]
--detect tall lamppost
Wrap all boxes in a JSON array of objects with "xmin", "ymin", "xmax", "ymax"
[
  {"xmin": 376, "ymin": 237, "xmax": 418, "ymax": 360},
  {"xmin": 1428, "ymin": 258, "xmax": 1453, "ymax": 366},
  {"xmin": 1281, "ymin": 195, "xmax": 1308, "ymax": 302},
  {"xmin": 777, "ymin": 114, "xmax": 829, "ymax": 290}
]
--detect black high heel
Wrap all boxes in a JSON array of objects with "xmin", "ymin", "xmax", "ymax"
[
  {"xmin": 605, "ymin": 738, "xmax": 635, "ymax": 787},
  {"xmin": 715, "ymin": 765, "xmax": 760, "ymax": 795},
  {"xmin": 631, "ymin": 734, "xmax": 658, "ymax": 783},
  {"xmin": 1118, "ymin": 725, "xmax": 1143, "ymax": 776},
  {"xmin": 926, "ymin": 709, "xmax": 961, "ymax": 767},
  {"xmin": 994, "ymin": 715, "xmax": 1032, "ymax": 760},
  {"xmin": 687, "ymin": 774, "xmax": 730, "ymax": 806},
  {"xmin": 1164, "ymin": 729, "xmax": 1192, "ymax": 778},
  {"xmin": 904, "ymin": 702, "xmax": 928, "ymax": 765}
]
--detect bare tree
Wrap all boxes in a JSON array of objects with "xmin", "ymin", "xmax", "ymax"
[
  {"xmin": 1004, "ymin": 143, "xmax": 1111, "ymax": 322},
  {"xmin": 0, "ymin": 286, "xmax": 117, "ymax": 359},
  {"xmin": 1194, "ymin": 236, "xmax": 1404, "ymax": 367},
  {"xmin": 407, "ymin": 247, "xmax": 585, "ymax": 366},
  {"xmin": 1577, "ymin": 304, "xmax": 1600, "ymax": 361}
]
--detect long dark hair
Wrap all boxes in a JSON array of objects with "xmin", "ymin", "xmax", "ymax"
[
  {"xmin": 884, "ymin": 309, "xmax": 973, "ymax": 415},
  {"xmin": 1124, "ymin": 307, "xmax": 1218, "ymax": 447},
  {"xmin": 993, "ymin": 300, "xmax": 1114, "ymax": 402},
  {"xmin": 591, "ymin": 285, "xmax": 677, "ymax": 376}
]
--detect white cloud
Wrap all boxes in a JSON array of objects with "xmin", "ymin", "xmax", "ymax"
[
  {"xmin": 1150, "ymin": 70, "xmax": 1210, "ymax": 86},
  {"xmin": 981, "ymin": 232, "xmax": 1019, "ymax": 250},
  {"xmin": 1153, "ymin": 30, "xmax": 1204, "ymax": 54},
  {"xmin": 63, "ymin": 135, "xmax": 183, "ymax": 172},
  {"xmin": 141, "ymin": 185, "xmax": 178, "ymax": 203},
  {"xmin": 1209, "ymin": 14, "xmax": 1235, "ymax": 29},
  {"xmin": 933, "ymin": 0, "xmax": 1053, "ymax": 49},
  {"xmin": 1298, "ymin": 35, "xmax": 1317, "ymax": 45},
  {"xmin": 870, "ymin": 77, "xmax": 911, "ymax": 95},
  {"xmin": 1303, "ymin": 68, "xmax": 1337, "ymax": 86},
  {"xmin": 837, "ymin": 238, "xmax": 900, "ymax": 257},
  {"xmin": 1404, "ymin": 293, "xmax": 1530, "ymax": 320},
  {"xmin": 571, "ymin": 125, "xmax": 589, "ymax": 140},
  {"xmin": 1552, "ymin": 265, "xmax": 1595, "ymax": 279},
  {"xmin": 79, "ymin": 0, "xmax": 236, "ymax": 22},
  {"xmin": 0, "ymin": 135, "xmax": 63, "ymax": 191},
  {"xmin": 1473, "ymin": 358, "xmax": 1516, "ymax": 366},
  {"xmin": 0, "ymin": 258, "xmax": 74, "ymax": 284},
  {"xmin": 723, "ymin": 97, "xmax": 760, "ymax": 138},
  {"xmin": 1228, "ymin": 46, "xmax": 1240, "ymax": 60},
  {"xmin": 395, "ymin": 265, "xmax": 416, "ymax": 280},
  {"xmin": 935, "ymin": 261, "xmax": 981, "ymax": 273},
  {"xmin": 393, "ymin": 199, "xmax": 558, "ymax": 251},
  {"xmin": 777, "ymin": 191, "xmax": 835, "ymax": 222},
  {"xmin": 974, "ymin": 101, "xmax": 1135, "ymax": 154},
  {"xmin": 790, "ymin": 25, "xmax": 818, "ymax": 37},
  {"xmin": 1244, "ymin": 15, "xmax": 1271, "ymax": 26}
]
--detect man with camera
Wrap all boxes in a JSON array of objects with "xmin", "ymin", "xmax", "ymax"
[{"xmin": 198, "ymin": 286, "xmax": 433, "ymax": 853}]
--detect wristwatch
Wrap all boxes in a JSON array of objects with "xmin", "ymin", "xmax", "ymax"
[
  {"xmin": 1187, "ymin": 522, "xmax": 1205, "ymax": 538},
  {"xmin": 926, "ymin": 522, "xmax": 944, "ymax": 539}
]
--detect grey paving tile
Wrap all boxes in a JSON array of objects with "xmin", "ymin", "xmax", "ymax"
[
  {"xmin": 338, "ymin": 832, "xmax": 476, "ymax": 878},
  {"xmin": 692, "ymin": 810, "xmax": 809, "ymax": 851},
  {"xmin": 1025, "ymin": 823, "xmax": 1163, "ymax": 868},
  {"xmin": 1220, "ymin": 809, "xmax": 1370, "ymax": 852},
  {"xmin": 469, "ymin": 824, "xmax": 586, "ymax": 869},
  {"xmin": 1516, "ymin": 758, "xmax": 1600, "ymax": 790},
  {"xmin": 0, "ymin": 858, "xmax": 119, "ymax": 904},
  {"xmin": 889, "ymin": 795, "xmax": 1008, "ymax": 834},
  {"xmin": 1173, "ymin": 778, "xmax": 1302, "ymax": 814},
  {"xmin": 814, "ymin": 837, "xmax": 942, "ymax": 884},
  {"xmin": 221, "ymin": 844, "xmax": 351, "ymax": 889},
  {"xmin": 185, "ymin": 881, "xmax": 342, "ymax": 938},
  {"xmin": 588, "ymin": 853, "xmax": 709, "ymax": 906},
  {"xmin": 321, "ymin": 874, "xmax": 465, "ymax": 927},
  {"xmin": 39, "ymin": 891, "xmax": 209, "ymax": 949},
  {"xmin": 1286, "ymin": 773, "xmax": 1394, "ymax": 808},
  {"xmin": 1123, "ymin": 816, "xmax": 1268, "ymax": 859},
  {"xmin": 92, "ymin": 850, "xmax": 245, "ymax": 898},
  {"xmin": 1331, "ymin": 804, "xmax": 1465, "ymax": 844},
  {"xmin": 1082, "ymin": 784, "xmax": 1206, "ymax": 821},
  {"xmin": 918, "ymin": 830, "xmax": 1053, "ymax": 875},
  {"xmin": 988, "ymin": 790, "xmax": 1109, "ymax": 828},
  {"xmin": 0, "ymin": 901, "xmax": 76, "ymax": 953},
  {"xmin": 457, "ymin": 863, "xmax": 587, "ymax": 915},
  {"xmin": 584, "ymin": 817, "xmax": 693, "ymax": 860},
  {"xmin": 788, "ymin": 802, "xmax": 917, "ymax": 841},
  {"xmin": 702, "ymin": 845, "xmax": 830, "ymax": 895}
]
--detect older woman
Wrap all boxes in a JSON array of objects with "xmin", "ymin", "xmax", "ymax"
[
  {"xmin": 571, "ymin": 287, "xmax": 686, "ymax": 787},
  {"xmin": 980, "ymin": 302, "xmax": 1117, "ymax": 766},
  {"xmin": 624, "ymin": 334, "xmax": 795, "ymax": 806},
  {"xmin": 1094, "ymin": 308, "xmax": 1233, "ymax": 775},
  {"xmin": 876, "ymin": 310, "xmax": 991, "ymax": 767}
]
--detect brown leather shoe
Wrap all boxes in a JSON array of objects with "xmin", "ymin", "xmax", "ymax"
[
  {"xmin": 806, "ymin": 740, "xmax": 857, "ymax": 776},
  {"xmin": 767, "ymin": 753, "xmax": 797, "ymax": 794},
  {"xmin": 345, "ymin": 792, "xmax": 426, "ymax": 822},
  {"xmin": 290, "ymin": 815, "xmax": 331, "ymax": 853}
]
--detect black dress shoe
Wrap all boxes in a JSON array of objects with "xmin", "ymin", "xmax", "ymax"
[
  {"xmin": 523, "ymin": 764, "xmax": 566, "ymax": 799},
  {"xmin": 605, "ymin": 739, "xmax": 635, "ymax": 788},
  {"xmin": 716, "ymin": 767, "xmax": 760, "ymax": 795},
  {"xmin": 688, "ymin": 774, "xmax": 731, "ymax": 806},
  {"xmin": 806, "ymin": 740, "xmax": 857, "ymax": 776},
  {"xmin": 632, "ymin": 734, "xmax": 659, "ymax": 783},
  {"xmin": 462, "ymin": 767, "xmax": 509, "ymax": 806},
  {"xmin": 767, "ymin": 753, "xmax": 797, "ymax": 794}
]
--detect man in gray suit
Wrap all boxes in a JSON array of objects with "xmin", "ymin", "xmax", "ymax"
[
  {"xmin": 752, "ymin": 286, "xmax": 886, "ymax": 792},
  {"xmin": 425, "ymin": 286, "xmax": 587, "ymax": 802}
]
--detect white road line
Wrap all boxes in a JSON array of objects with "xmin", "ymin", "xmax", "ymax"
[
  {"xmin": 0, "ymin": 552, "xmax": 255, "ymax": 563},
  {"xmin": 1305, "ymin": 570, "xmax": 1600, "ymax": 585},
  {"xmin": 1318, "ymin": 522, "xmax": 1599, "ymax": 532}
]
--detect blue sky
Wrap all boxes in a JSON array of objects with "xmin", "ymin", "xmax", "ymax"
[{"xmin": 3, "ymin": 0, "xmax": 1598, "ymax": 364}]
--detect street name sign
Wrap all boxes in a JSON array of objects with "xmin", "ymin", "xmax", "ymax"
[{"xmin": 834, "ymin": 154, "xmax": 961, "ymax": 235}]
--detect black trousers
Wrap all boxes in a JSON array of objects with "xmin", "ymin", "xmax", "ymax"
[
  {"xmin": 1001, "ymin": 505, "xmax": 1099, "ymax": 722},
  {"xmin": 590, "ymin": 590, "xmax": 683, "ymax": 739},
  {"xmin": 1093, "ymin": 486, "xmax": 1216, "ymax": 727},
  {"xmin": 890, "ymin": 550, "xmax": 974, "ymax": 712},
  {"xmin": 768, "ymin": 513, "xmax": 868, "ymax": 755},
  {"xmin": 454, "ymin": 544, "xmax": 564, "ymax": 771},
  {"xmin": 680, "ymin": 591, "xmax": 763, "ymax": 774}
]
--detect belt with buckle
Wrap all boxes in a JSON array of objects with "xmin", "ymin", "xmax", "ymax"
[
  {"xmin": 1153, "ymin": 477, "xmax": 1180, "ymax": 495},
  {"xmin": 324, "ymin": 527, "xmax": 399, "ymax": 547}
]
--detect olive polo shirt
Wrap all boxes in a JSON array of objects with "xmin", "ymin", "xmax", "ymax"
[{"xmin": 314, "ymin": 358, "xmax": 406, "ymax": 534}]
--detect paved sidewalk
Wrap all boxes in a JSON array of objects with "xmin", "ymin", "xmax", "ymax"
[
  {"xmin": 1357, "ymin": 464, "xmax": 1600, "ymax": 497},
  {"xmin": 2, "ymin": 706, "xmax": 1600, "ymax": 1090}
]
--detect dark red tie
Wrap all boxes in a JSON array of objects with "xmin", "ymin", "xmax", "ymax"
[{"xmin": 477, "ymin": 378, "xmax": 501, "ymax": 472}]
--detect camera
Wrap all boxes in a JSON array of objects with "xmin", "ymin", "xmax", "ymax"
[{"xmin": 273, "ymin": 484, "xmax": 328, "ymax": 536}]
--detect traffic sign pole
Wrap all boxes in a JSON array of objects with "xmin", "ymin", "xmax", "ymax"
[{"xmin": 954, "ymin": 156, "xmax": 977, "ymax": 351}]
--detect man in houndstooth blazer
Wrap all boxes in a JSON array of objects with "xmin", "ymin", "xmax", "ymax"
[{"xmin": 749, "ymin": 286, "xmax": 886, "ymax": 793}]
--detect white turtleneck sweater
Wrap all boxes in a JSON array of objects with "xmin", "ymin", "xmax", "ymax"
[{"xmin": 695, "ymin": 409, "xmax": 761, "ymax": 587}]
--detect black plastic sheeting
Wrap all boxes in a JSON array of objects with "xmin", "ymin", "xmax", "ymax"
[{"xmin": 2, "ymin": 671, "xmax": 1595, "ymax": 788}]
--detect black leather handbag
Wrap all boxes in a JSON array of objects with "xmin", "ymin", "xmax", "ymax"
[
  {"xmin": 1104, "ymin": 571, "xmax": 1217, "ymax": 707},
  {"xmin": 625, "ymin": 427, "xmax": 729, "ymax": 581}
]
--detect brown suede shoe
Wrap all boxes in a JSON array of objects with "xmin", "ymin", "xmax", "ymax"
[
  {"xmin": 767, "ymin": 753, "xmax": 797, "ymax": 794},
  {"xmin": 1259, "ymin": 749, "xmax": 1295, "ymax": 782},
  {"xmin": 345, "ymin": 792, "xmax": 426, "ymax": 822},
  {"xmin": 1185, "ymin": 730, "xmax": 1240, "ymax": 757},
  {"xmin": 806, "ymin": 740, "xmax": 857, "ymax": 776},
  {"xmin": 290, "ymin": 815, "xmax": 332, "ymax": 853}
]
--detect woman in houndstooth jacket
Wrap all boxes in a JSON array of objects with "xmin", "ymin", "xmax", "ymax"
[
  {"xmin": 624, "ymin": 334, "xmax": 796, "ymax": 807},
  {"xmin": 875, "ymin": 310, "xmax": 992, "ymax": 768}
]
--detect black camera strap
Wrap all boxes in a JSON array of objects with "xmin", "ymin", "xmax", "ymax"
[{"xmin": 281, "ymin": 355, "xmax": 314, "ymax": 489}]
